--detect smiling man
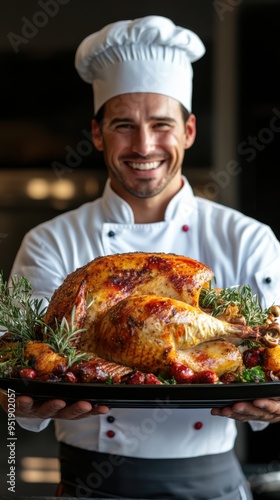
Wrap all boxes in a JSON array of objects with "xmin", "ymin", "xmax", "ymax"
[
  {"xmin": 92, "ymin": 92, "xmax": 196, "ymax": 221},
  {"xmin": 5, "ymin": 15, "xmax": 280, "ymax": 500}
]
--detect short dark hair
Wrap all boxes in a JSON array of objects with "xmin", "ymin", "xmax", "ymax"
[
  {"xmin": 94, "ymin": 101, "xmax": 190, "ymax": 128},
  {"xmin": 94, "ymin": 105, "xmax": 105, "ymax": 126},
  {"xmin": 180, "ymin": 104, "xmax": 190, "ymax": 123}
]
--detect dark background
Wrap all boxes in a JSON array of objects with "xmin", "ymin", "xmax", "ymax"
[
  {"xmin": 1, "ymin": 1, "xmax": 279, "ymax": 276},
  {"xmin": 0, "ymin": 0, "xmax": 214, "ymax": 281},
  {"xmin": 0, "ymin": 1, "xmax": 280, "ymax": 498},
  {"xmin": 238, "ymin": 3, "xmax": 280, "ymax": 241}
]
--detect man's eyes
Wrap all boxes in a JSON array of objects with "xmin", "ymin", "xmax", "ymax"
[
  {"xmin": 115, "ymin": 123, "xmax": 134, "ymax": 130},
  {"xmin": 154, "ymin": 122, "xmax": 172, "ymax": 130},
  {"xmin": 114, "ymin": 122, "xmax": 172, "ymax": 131}
]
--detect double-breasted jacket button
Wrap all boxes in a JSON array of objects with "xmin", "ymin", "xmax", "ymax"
[
  {"xmin": 107, "ymin": 416, "xmax": 115, "ymax": 423},
  {"xmin": 106, "ymin": 430, "xmax": 115, "ymax": 438}
]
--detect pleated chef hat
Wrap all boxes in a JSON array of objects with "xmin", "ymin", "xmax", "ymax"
[{"xmin": 75, "ymin": 15, "xmax": 206, "ymax": 114}]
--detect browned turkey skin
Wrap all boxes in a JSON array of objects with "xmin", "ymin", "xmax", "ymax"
[
  {"xmin": 24, "ymin": 340, "xmax": 136, "ymax": 383},
  {"xmin": 93, "ymin": 294, "xmax": 257, "ymax": 377},
  {"xmin": 43, "ymin": 252, "xmax": 214, "ymax": 347},
  {"xmin": 38, "ymin": 252, "xmax": 280, "ymax": 383},
  {"xmin": 21, "ymin": 337, "xmax": 243, "ymax": 383},
  {"xmin": 2, "ymin": 252, "xmax": 279, "ymax": 385}
]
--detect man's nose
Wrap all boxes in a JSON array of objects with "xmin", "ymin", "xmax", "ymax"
[{"xmin": 132, "ymin": 127, "xmax": 155, "ymax": 156}]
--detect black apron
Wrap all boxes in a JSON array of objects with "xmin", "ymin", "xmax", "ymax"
[{"xmin": 57, "ymin": 442, "xmax": 253, "ymax": 500}]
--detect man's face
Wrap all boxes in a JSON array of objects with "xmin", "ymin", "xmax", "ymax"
[{"xmin": 92, "ymin": 93, "xmax": 196, "ymax": 200}]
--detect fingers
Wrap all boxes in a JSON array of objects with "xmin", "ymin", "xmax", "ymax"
[
  {"xmin": 211, "ymin": 399, "xmax": 280, "ymax": 423},
  {"xmin": 50, "ymin": 401, "xmax": 109, "ymax": 420},
  {"xmin": 15, "ymin": 396, "xmax": 110, "ymax": 420},
  {"xmin": 16, "ymin": 396, "xmax": 67, "ymax": 418},
  {"xmin": 251, "ymin": 398, "xmax": 280, "ymax": 422},
  {"xmin": 211, "ymin": 403, "xmax": 269, "ymax": 421}
]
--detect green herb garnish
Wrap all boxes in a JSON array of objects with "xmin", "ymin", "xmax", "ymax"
[
  {"xmin": 0, "ymin": 271, "xmax": 47, "ymax": 341},
  {"xmin": 0, "ymin": 342, "xmax": 28, "ymax": 377},
  {"xmin": 0, "ymin": 272, "xmax": 90, "ymax": 369},
  {"xmin": 238, "ymin": 366, "xmax": 266, "ymax": 383},
  {"xmin": 199, "ymin": 284, "xmax": 270, "ymax": 326},
  {"xmin": 240, "ymin": 340, "xmax": 261, "ymax": 349},
  {"xmin": 41, "ymin": 306, "xmax": 91, "ymax": 367},
  {"xmin": 157, "ymin": 375, "xmax": 177, "ymax": 385}
]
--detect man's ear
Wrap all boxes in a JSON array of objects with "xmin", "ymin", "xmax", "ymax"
[
  {"xmin": 184, "ymin": 114, "xmax": 196, "ymax": 150},
  {"xmin": 92, "ymin": 119, "xmax": 104, "ymax": 151}
]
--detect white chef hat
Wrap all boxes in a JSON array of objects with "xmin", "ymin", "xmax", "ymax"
[{"xmin": 75, "ymin": 15, "xmax": 206, "ymax": 114}]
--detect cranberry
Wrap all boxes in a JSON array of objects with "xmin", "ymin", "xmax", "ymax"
[
  {"xmin": 243, "ymin": 347, "xmax": 263, "ymax": 368},
  {"xmin": 220, "ymin": 372, "xmax": 237, "ymax": 384},
  {"xmin": 170, "ymin": 362, "xmax": 195, "ymax": 384},
  {"xmin": 19, "ymin": 368, "xmax": 37, "ymax": 380},
  {"xmin": 195, "ymin": 370, "xmax": 219, "ymax": 384},
  {"xmin": 144, "ymin": 373, "xmax": 162, "ymax": 385},
  {"xmin": 64, "ymin": 371, "xmax": 78, "ymax": 383},
  {"xmin": 125, "ymin": 371, "xmax": 146, "ymax": 385}
]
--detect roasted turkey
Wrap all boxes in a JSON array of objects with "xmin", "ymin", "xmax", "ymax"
[
  {"xmin": 2, "ymin": 252, "xmax": 280, "ymax": 384},
  {"xmin": 43, "ymin": 252, "xmax": 214, "ymax": 349},
  {"xmin": 37, "ymin": 251, "xmax": 279, "ymax": 382},
  {"xmin": 93, "ymin": 294, "xmax": 254, "ymax": 376},
  {"xmin": 24, "ymin": 340, "xmax": 135, "ymax": 383},
  {"xmin": 24, "ymin": 341, "xmax": 68, "ymax": 375},
  {"xmin": 22, "ymin": 337, "xmax": 244, "ymax": 382}
]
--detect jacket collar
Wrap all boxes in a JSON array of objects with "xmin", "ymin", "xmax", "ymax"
[{"xmin": 101, "ymin": 176, "xmax": 195, "ymax": 223}]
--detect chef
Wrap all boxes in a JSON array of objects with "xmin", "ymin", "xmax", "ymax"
[{"xmin": 3, "ymin": 15, "xmax": 280, "ymax": 500}]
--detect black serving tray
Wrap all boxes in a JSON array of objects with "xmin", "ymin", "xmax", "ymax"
[{"xmin": 1, "ymin": 377, "xmax": 280, "ymax": 408}]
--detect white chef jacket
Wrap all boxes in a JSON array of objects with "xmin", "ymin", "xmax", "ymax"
[{"xmin": 13, "ymin": 176, "xmax": 280, "ymax": 459}]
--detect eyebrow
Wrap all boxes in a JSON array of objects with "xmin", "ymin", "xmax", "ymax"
[{"xmin": 109, "ymin": 116, "xmax": 177, "ymax": 126}]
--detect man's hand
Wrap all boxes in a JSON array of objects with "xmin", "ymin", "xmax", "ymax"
[
  {"xmin": 211, "ymin": 399, "xmax": 280, "ymax": 423},
  {"xmin": 0, "ymin": 392, "xmax": 109, "ymax": 420}
]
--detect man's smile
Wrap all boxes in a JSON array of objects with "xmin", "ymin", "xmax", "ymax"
[{"xmin": 126, "ymin": 161, "xmax": 162, "ymax": 171}]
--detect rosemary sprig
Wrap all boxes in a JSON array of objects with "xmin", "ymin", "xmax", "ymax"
[
  {"xmin": 0, "ymin": 271, "xmax": 92, "ymax": 370},
  {"xmin": 199, "ymin": 284, "xmax": 270, "ymax": 326},
  {"xmin": 157, "ymin": 375, "xmax": 177, "ymax": 385},
  {"xmin": 40, "ymin": 306, "xmax": 91, "ymax": 367},
  {"xmin": 0, "ymin": 271, "xmax": 47, "ymax": 341},
  {"xmin": 0, "ymin": 342, "xmax": 27, "ymax": 377}
]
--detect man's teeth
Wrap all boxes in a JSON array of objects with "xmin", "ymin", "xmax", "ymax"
[{"xmin": 128, "ymin": 161, "xmax": 161, "ymax": 170}]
